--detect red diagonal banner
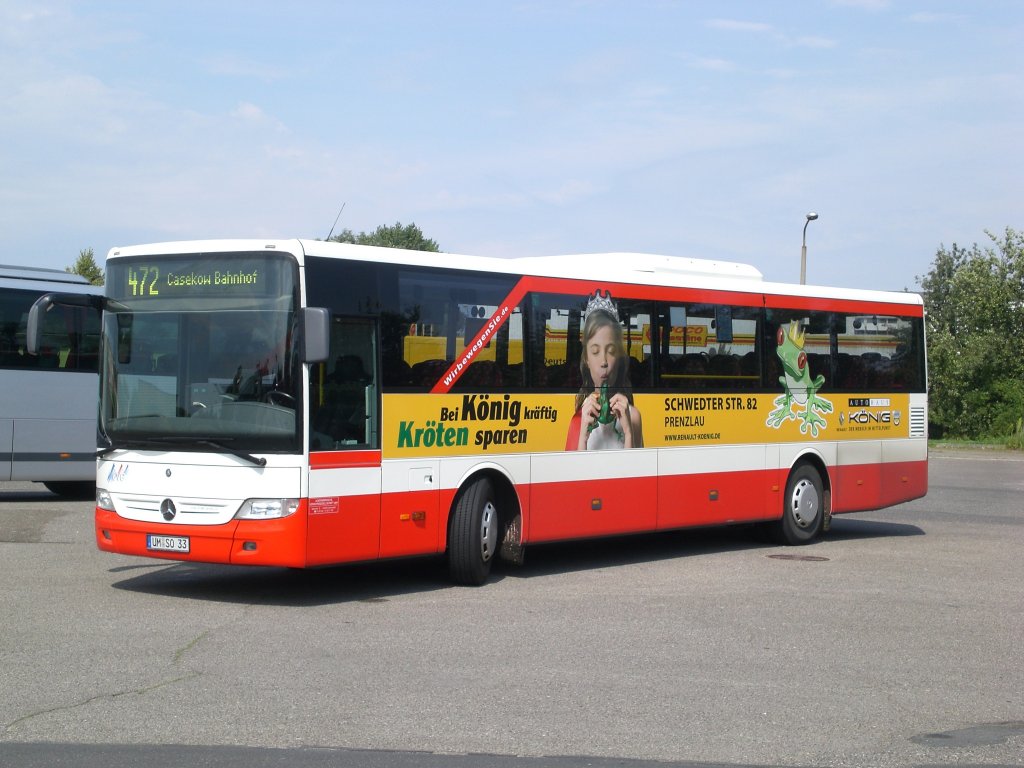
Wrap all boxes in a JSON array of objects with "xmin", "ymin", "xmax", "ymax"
[{"xmin": 430, "ymin": 276, "xmax": 532, "ymax": 394}]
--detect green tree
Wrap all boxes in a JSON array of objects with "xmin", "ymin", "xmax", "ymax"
[
  {"xmin": 67, "ymin": 247, "xmax": 104, "ymax": 285},
  {"xmin": 918, "ymin": 227, "xmax": 1024, "ymax": 440},
  {"xmin": 329, "ymin": 221, "xmax": 440, "ymax": 252}
]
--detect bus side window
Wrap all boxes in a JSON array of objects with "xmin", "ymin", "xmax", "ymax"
[
  {"xmin": 311, "ymin": 318, "xmax": 378, "ymax": 450},
  {"xmin": 523, "ymin": 294, "xmax": 584, "ymax": 390},
  {"xmin": 656, "ymin": 303, "xmax": 758, "ymax": 392},
  {"xmin": 616, "ymin": 300, "xmax": 652, "ymax": 389},
  {"xmin": 392, "ymin": 268, "xmax": 518, "ymax": 391},
  {"xmin": 834, "ymin": 312, "xmax": 922, "ymax": 391}
]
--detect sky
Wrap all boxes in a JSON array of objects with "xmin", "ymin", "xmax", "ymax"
[{"xmin": 1, "ymin": 1, "xmax": 1021, "ymax": 293}]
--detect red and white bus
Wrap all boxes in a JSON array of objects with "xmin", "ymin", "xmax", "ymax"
[{"xmin": 40, "ymin": 239, "xmax": 927, "ymax": 584}]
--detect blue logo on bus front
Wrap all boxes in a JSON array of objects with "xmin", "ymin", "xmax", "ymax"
[{"xmin": 107, "ymin": 464, "xmax": 129, "ymax": 483}]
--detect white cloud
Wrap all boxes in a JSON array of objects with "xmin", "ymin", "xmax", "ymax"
[
  {"xmin": 704, "ymin": 17, "xmax": 836, "ymax": 51},
  {"xmin": 831, "ymin": 0, "xmax": 890, "ymax": 9},
  {"xmin": 908, "ymin": 12, "xmax": 966, "ymax": 24},
  {"xmin": 705, "ymin": 18, "xmax": 774, "ymax": 34},
  {"xmin": 230, "ymin": 101, "xmax": 289, "ymax": 133},
  {"xmin": 691, "ymin": 57, "xmax": 739, "ymax": 73},
  {"xmin": 204, "ymin": 54, "xmax": 288, "ymax": 81},
  {"xmin": 795, "ymin": 36, "xmax": 838, "ymax": 49},
  {"xmin": 537, "ymin": 178, "xmax": 605, "ymax": 206},
  {"xmin": 232, "ymin": 102, "xmax": 267, "ymax": 122}
]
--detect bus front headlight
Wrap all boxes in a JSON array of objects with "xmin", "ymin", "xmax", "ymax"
[
  {"xmin": 235, "ymin": 498, "xmax": 300, "ymax": 520},
  {"xmin": 97, "ymin": 488, "xmax": 114, "ymax": 512}
]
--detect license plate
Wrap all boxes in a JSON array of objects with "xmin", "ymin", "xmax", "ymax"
[{"xmin": 147, "ymin": 534, "xmax": 190, "ymax": 553}]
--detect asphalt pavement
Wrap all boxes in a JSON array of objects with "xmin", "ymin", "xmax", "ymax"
[{"xmin": 1, "ymin": 448, "xmax": 1022, "ymax": 768}]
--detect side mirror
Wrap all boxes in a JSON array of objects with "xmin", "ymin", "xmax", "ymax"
[
  {"xmin": 302, "ymin": 307, "xmax": 330, "ymax": 363},
  {"xmin": 27, "ymin": 292, "xmax": 107, "ymax": 354},
  {"xmin": 25, "ymin": 294, "xmax": 57, "ymax": 354}
]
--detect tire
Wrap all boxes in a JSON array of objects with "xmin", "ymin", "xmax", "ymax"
[
  {"xmin": 448, "ymin": 477, "xmax": 499, "ymax": 586},
  {"xmin": 772, "ymin": 464, "xmax": 824, "ymax": 545}
]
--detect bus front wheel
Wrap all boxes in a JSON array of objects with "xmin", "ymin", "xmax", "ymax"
[
  {"xmin": 448, "ymin": 477, "xmax": 498, "ymax": 586},
  {"xmin": 773, "ymin": 464, "xmax": 824, "ymax": 545}
]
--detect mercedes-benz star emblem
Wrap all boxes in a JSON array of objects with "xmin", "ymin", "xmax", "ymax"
[{"xmin": 160, "ymin": 499, "xmax": 177, "ymax": 521}]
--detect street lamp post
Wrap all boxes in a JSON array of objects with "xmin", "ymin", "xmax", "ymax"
[{"xmin": 800, "ymin": 212, "xmax": 818, "ymax": 285}]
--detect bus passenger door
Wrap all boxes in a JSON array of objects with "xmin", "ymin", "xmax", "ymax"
[{"xmin": 307, "ymin": 318, "xmax": 382, "ymax": 565}]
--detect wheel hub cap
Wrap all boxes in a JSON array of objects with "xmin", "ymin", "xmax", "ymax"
[
  {"xmin": 791, "ymin": 478, "xmax": 820, "ymax": 529},
  {"xmin": 480, "ymin": 501, "xmax": 497, "ymax": 562}
]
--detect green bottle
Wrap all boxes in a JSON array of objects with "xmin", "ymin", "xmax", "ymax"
[{"xmin": 588, "ymin": 382, "xmax": 615, "ymax": 431}]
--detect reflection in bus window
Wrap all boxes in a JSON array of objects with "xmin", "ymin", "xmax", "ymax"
[
  {"xmin": 395, "ymin": 269, "xmax": 519, "ymax": 390},
  {"xmin": 310, "ymin": 317, "xmax": 379, "ymax": 450},
  {"xmin": 658, "ymin": 303, "xmax": 760, "ymax": 391},
  {"xmin": 836, "ymin": 313, "xmax": 923, "ymax": 391}
]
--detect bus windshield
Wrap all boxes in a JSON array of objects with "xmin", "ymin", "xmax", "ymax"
[{"xmin": 101, "ymin": 253, "xmax": 301, "ymax": 454}]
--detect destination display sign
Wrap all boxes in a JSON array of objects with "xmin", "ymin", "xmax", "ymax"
[{"xmin": 108, "ymin": 254, "xmax": 291, "ymax": 301}]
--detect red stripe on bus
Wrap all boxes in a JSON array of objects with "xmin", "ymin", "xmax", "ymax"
[
  {"xmin": 512, "ymin": 274, "xmax": 922, "ymax": 315},
  {"xmin": 310, "ymin": 450, "xmax": 382, "ymax": 469},
  {"xmin": 830, "ymin": 459, "xmax": 928, "ymax": 514},
  {"xmin": 96, "ymin": 458, "xmax": 927, "ymax": 568}
]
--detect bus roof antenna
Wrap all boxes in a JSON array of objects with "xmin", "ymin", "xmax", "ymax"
[{"xmin": 325, "ymin": 202, "xmax": 346, "ymax": 242}]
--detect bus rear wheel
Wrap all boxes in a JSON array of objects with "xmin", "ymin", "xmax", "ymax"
[
  {"xmin": 448, "ymin": 477, "xmax": 498, "ymax": 586},
  {"xmin": 772, "ymin": 464, "xmax": 824, "ymax": 545}
]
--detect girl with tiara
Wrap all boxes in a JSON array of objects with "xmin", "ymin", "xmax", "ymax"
[{"xmin": 565, "ymin": 290, "xmax": 644, "ymax": 451}]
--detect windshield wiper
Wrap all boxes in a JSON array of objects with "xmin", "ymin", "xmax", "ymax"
[
  {"xmin": 195, "ymin": 439, "xmax": 267, "ymax": 467},
  {"xmin": 104, "ymin": 436, "xmax": 267, "ymax": 467},
  {"xmin": 97, "ymin": 435, "xmax": 116, "ymax": 459}
]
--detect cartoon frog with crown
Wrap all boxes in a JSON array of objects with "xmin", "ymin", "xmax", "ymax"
[{"xmin": 766, "ymin": 320, "xmax": 833, "ymax": 437}]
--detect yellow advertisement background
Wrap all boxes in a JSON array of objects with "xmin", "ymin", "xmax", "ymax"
[
  {"xmin": 385, "ymin": 393, "xmax": 570, "ymax": 458},
  {"xmin": 382, "ymin": 392, "xmax": 912, "ymax": 458},
  {"xmin": 648, "ymin": 392, "xmax": 910, "ymax": 446}
]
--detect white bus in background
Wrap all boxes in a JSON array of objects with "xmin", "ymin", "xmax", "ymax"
[{"xmin": 0, "ymin": 265, "xmax": 101, "ymax": 496}]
